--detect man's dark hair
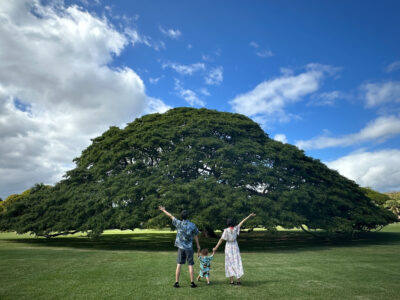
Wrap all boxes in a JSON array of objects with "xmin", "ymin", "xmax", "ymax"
[
  {"xmin": 181, "ymin": 210, "xmax": 189, "ymax": 220},
  {"xmin": 227, "ymin": 217, "xmax": 236, "ymax": 227}
]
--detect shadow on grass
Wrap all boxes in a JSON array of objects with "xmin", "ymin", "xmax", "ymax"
[{"xmin": 4, "ymin": 230, "xmax": 400, "ymax": 253}]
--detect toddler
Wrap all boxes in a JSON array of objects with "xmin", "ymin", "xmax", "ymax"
[{"xmin": 197, "ymin": 248, "xmax": 214, "ymax": 285}]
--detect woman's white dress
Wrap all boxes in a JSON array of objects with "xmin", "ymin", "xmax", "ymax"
[{"xmin": 221, "ymin": 225, "xmax": 244, "ymax": 278}]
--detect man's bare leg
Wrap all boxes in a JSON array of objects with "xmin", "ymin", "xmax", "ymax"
[
  {"xmin": 188, "ymin": 265, "xmax": 194, "ymax": 282},
  {"xmin": 175, "ymin": 264, "xmax": 182, "ymax": 283}
]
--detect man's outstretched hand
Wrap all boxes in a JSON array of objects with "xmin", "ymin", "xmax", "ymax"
[{"xmin": 159, "ymin": 205, "xmax": 166, "ymax": 211}]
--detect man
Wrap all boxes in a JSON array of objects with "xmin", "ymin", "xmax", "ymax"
[{"xmin": 159, "ymin": 206, "xmax": 200, "ymax": 288}]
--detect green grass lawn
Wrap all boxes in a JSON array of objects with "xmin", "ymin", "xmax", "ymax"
[{"xmin": 1, "ymin": 224, "xmax": 400, "ymax": 300}]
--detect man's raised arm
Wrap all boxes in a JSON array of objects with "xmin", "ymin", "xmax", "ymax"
[{"xmin": 159, "ymin": 206, "xmax": 175, "ymax": 220}]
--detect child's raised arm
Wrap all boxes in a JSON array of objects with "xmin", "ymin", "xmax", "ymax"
[{"xmin": 238, "ymin": 213, "xmax": 256, "ymax": 228}]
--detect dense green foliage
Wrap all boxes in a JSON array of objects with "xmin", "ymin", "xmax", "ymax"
[
  {"xmin": 361, "ymin": 187, "xmax": 391, "ymax": 206},
  {"xmin": 0, "ymin": 108, "xmax": 396, "ymax": 237}
]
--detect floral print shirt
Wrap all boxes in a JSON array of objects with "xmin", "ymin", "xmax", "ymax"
[{"xmin": 172, "ymin": 217, "xmax": 199, "ymax": 250}]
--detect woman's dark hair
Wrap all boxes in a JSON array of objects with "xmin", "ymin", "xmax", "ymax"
[
  {"xmin": 181, "ymin": 210, "xmax": 189, "ymax": 220},
  {"xmin": 226, "ymin": 218, "xmax": 236, "ymax": 227}
]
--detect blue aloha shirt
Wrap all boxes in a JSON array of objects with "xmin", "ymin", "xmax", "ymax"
[
  {"xmin": 198, "ymin": 255, "xmax": 214, "ymax": 278},
  {"xmin": 172, "ymin": 217, "xmax": 199, "ymax": 250}
]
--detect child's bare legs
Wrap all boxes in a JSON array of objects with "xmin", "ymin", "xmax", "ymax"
[
  {"xmin": 197, "ymin": 275, "xmax": 201, "ymax": 281},
  {"xmin": 206, "ymin": 276, "xmax": 210, "ymax": 284}
]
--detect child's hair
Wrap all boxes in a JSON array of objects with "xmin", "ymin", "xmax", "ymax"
[
  {"xmin": 200, "ymin": 248, "xmax": 209, "ymax": 256},
  {"xmin": 227, "ymin": 217, "xmax": 236, "ymax": 227}
]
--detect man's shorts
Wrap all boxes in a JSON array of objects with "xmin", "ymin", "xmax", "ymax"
[{"xmin": 176, "ymin": 248, "xmax": 194, "ymax": 265}]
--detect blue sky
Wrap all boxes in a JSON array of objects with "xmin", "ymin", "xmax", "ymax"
[{"xmin": 0, "ymin": 0, "xmax": 400, "ymax": 198}]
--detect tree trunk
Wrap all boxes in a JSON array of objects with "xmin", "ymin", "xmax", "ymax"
[
  {"xmin": 201, "ymin": 226, "xmax": 217, "ymax": 238},
  {"xmin": 300, "ymin": 225, "xmax": 326, "ymax": 240}
]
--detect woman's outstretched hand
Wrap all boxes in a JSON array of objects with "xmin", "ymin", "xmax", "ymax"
[
  {"xmin": 250, "ymin": 213, "xmax": 256, "ymax": 217},
  {"xmin": 212, "ymin": 247, "xmax": 217, "ymax": 253},
  {"xmin": 158, "ymin": 205, "xmax": 166, "ymax": 211}
]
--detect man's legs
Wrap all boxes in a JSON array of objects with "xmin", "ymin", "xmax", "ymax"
[
  {"xmin": 176, "ymin": 264, "xmax": 182, "ymax": 283},
  {"xmin": 188, "ymin": 265, "xmax": 194, "ymax": 282}
]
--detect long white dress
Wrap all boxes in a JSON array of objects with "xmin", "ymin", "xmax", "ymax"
[{"xmin": 221, "ymin": 225, "xmax": 244, "ymax": 278}]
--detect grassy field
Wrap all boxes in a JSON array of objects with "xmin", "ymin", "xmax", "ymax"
[{"xmin": 1, "ymin": 224, "xmax": 400, "ymax": 300}]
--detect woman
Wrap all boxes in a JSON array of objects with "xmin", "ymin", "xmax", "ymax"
[{"xmin": 213, "ymin": 213, "xmax": 256, "ymax": 285}]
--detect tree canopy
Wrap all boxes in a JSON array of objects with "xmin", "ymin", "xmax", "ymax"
[{"xmin": 0, "ymin": 108, "xmax": 396, "ymax": 237}]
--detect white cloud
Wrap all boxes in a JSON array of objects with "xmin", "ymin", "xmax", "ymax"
[
  {"xmin": 201, "ymin": 54, "xmax": 211, "ymax": 61},
  {"xmin": 309, "ymin": 90, "xmax": 343, "ymax": 106},
  {"xmin": 296, "ymin": 115, "xmax": 400, "ymax": 150},
  {"xmin": 0, "ymin": 0, "xmax": 169, "ymax": 198},
  {"xmin": 326, "ymin": 149, "xmax": 400, "ymax": 192},
  {"xmin": 279, "ymin": 67, "xmax": 294, "ymax": 76},
  {"xmin": 249, "ymin": 41, "xmax": 273, "ymax": 57},
  {"xmin": 230, "ymin": 64, "xmax": 339, "ymax": 123},
  {"xmin": 249, "ymin": 41, "xmax": 259, "ymax": 48},
  {"xmin": 174, "ymin": 79, "xmax": 205, "ymax": 106},
  {"xmin": 273, "ymin": 134, "xmax": 287, "ymax": 143},
  {"xmin": 198, "ymin": 88, "xmax": 210, "ymax": 96},
  {"xmin": 256, "ymin": 49, "xmax": 273, "ymax": 58},
  {"xmin": 124, "ymin": 28, "xmax": 151, "ymax": 47},
  {"xmin": 205, "ymin": 66, "xmax": 223, "ymax": 85},
  {"xmin": 159, "ymin": 26, "xmax": 181, "ymax": 39},
  {"xmin": 385, "ymin": 61, "xmax": 400, "ymax": 73},
  {"xmin": 361, "ymin": 81, "xmax": 400, "ymax": 107},
  {"xmin": 162, "ymin": 62, "xmax": 205, "ymax": 75},
  {"xmin": 149, "ymin": 76, "xmax": 163, "ymax": 84}
]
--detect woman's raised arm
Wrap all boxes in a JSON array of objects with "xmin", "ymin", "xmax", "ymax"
[{"xmin": 238, "ymin": 213, "xmax": 256, "ymax": 228}]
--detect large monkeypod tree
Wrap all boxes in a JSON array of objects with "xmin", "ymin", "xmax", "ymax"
[{"xmin": 0, "ymin": 108, "xmax": 396, "ymax": 237}]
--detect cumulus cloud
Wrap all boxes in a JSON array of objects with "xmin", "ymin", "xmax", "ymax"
[
  {"xmin": 361, "ymin": 81, "xmax": 400, "ymax": 107},
  {"xmin": 0, "ymin": 0, "xmax": 169, "ymax": 198},
  {"xmin": 230, "ymin": 64, "xmax": 339, "ymax": 124},
  {"xmin": 162, "ymin": 62, "xmax": 205, "ymax": 75},
  {"xmin": 205, "ymin": 66, "xmax": 223, "ymax": 85},
  {"xmin": 296, "ymin": 115, "xmax": 400, "ymax": 150},
  {"xmin": 326, "ymin": 149, "xmax": 400, "ymax": 192},
  {"xmin": 159, "ymin": 26, "xmax": 181, "ymax": 39},
  {"xmin": 174, "ymin": 79, "xmax": 205, "ymax": 106},
  {"xmin": 385, "ymin": 61, "xmax": 400, "ymax": 73},
  {"xmin": 273, "ymin": 134, "xmax": 287, "ymax": 143}
]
